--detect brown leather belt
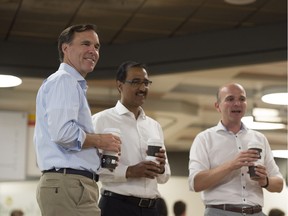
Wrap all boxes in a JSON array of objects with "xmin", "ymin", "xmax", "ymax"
[{"xmin": 206, "ymin": 204, "xmax": 262, "ymax": 214}]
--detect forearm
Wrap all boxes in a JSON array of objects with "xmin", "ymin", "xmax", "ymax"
[
  {"xmin": 82, "ymin": 133, "xmax": 101, "ymax": 149},
  {"xmin": 194, "ymin": 162, "xmax": 233, "ymax": 192},
  {"xmin": 82, "ymin": 133, "xmax": 121, "ymax": 153},
  {"xmin": 263, "ymin": 176, "xmax": 284, "ymax": 193}
]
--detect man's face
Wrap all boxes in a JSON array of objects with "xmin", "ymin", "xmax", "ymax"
[
  {"xmin": 215, "ymin": 84, "xmax": 247, "ymax": 124},
  {"xmin": 62, "ymin": 30, "xmax": 100, "ymax": 77},
  {"xmin": 118, "ymin": 67, "xmax": 150, "ymax": 111}
]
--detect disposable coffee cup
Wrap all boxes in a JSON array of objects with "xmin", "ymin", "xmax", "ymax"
[
  {"xmin": 146, "ymin": 138, "xmax": 163, "ymax": 164},
  {"xmin": 101, "ymin": 128, "xmax": 121, "ymax": 169},
  {"xmin": 248, "ymin": 142, "xmax": 264, "ymax": 180}
]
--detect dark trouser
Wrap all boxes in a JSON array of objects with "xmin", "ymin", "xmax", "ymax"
[{"xmin": 99, "ymin": 195, "xmax": 159, "ymax": 216}]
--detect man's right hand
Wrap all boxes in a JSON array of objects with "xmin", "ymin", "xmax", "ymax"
[
  {"xmin": 126, "ymin": 161, "xmax": 160, "ymax": 179},
  {"xmin": 83, "ymin": 133, "xmax": 121, "ymax": 153}
]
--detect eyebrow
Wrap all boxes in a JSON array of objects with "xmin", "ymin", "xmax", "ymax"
[{"xmin": 81, "ymin": 40, "xmax": 100, "ymax": 48}]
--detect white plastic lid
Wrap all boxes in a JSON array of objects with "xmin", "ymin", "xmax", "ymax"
[
  {"xmin": 247, "ymin": 142, "xmax": 263, "ymax": 149},
  {"xmin": 147, "ymin": 138, "xmax": 163, "ymax": 146}
]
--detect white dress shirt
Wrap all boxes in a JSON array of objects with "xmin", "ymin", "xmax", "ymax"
[
  {"xmin": 188, "ymin": 121, "xmax": 283, "ymax": 207},
  {"xmin": 92, "ymin": 101, "xmax": 171, "ymax": 199}
]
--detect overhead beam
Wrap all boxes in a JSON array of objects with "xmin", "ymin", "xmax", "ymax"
[{"xmin": 0, "ymin": 23, "xmax": 286, "ymax": 79}]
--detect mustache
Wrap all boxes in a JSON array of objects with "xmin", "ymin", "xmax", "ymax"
[{"xmin": 136, "ymin": 90, "xmax": 147, "ymax": 95}]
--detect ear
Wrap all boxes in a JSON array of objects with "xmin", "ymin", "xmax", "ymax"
[
  {"xmin": 116, "ymin": 80, "xmax": 122, "ymax": 93},
  {"xmin": 62, "ymin": 43, "xmax": 68, "ymax": 54},
  {"xmin": 214, "ymin": 102, "xmax": 221, "ymax": 112}
]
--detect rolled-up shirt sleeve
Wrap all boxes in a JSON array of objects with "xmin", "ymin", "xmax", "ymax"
[
  {"xmin": 45, "ymin": 74, "xmax": 85, "ymax": 151},
  {"xmin": 188, "ymin": 133, "xmax": 209, "ymax": 191}
]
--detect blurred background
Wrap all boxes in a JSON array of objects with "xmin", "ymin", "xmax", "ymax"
[{"xmin": 0, "ymin": 0, "xmax": 287, "ymax": 215}]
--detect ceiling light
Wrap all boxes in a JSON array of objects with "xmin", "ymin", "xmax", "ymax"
[
  {"xmin": 0, "ymin": 74, "xmax": 22, "ymax": 88},
  {"xmin": 253, "ymin": 108, "xmax": 279, "ymax": 117},
  {"xmin": 261, "ymin": 86, "xmax": 288, "ymax": 105},
  {"xmin": 272, "ymin": 150, "xmax": 288, "ymax": 159},
  {"xmin": 224, "ymin": 0, "xmax": 256, "ymax": 5},
  {"xmin": 242, "ymin": 116, "xmax": 286, "ymax": 130},
  {"xmin": 252, "ymin": 108, "xmax": 282, "ymax": 122}
]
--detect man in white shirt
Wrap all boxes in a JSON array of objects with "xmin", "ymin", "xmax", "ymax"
[
  {"xmin": 188, "ymin": 83, "xmax": 284, "ymax": 216},
  {"xmin": 92, "ymin": 61, "xmax": 171, "ymax": 216}
]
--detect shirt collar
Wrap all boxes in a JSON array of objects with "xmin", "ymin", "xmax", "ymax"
[
  {"xmin": 216, "ymin": 121, "xmax": 248, "ymax": 132},
  {"xmin": 115, "ymin": 100, "xmax": 146, "ymax": 119},
  {"xmin": 59, "ymin": 63, "xmax": 87, "ymax": 91}
]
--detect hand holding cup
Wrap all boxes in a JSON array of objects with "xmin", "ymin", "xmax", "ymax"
[
  {"xmin": 146, "ymin": 138, "xmax": 163, "ymax": 164},
  {"xmin": 101, "ymin": 128, "xmax": 121, "ymax": 170},
  {"xmin": 247, "ymin": 142, "xmax": 264, "ymax": 180}
]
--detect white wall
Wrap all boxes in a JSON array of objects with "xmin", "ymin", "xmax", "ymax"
[
  {"xmin": 0, "ymin": 181, "xmax": 40, "ymax": 216},
  {"xmin": 0, "ymin": 177, "xmax": 287, "ymax": 216},
  {"xmin": 158, "ymin": 176, "xmax": 204, "ymax": 215}
]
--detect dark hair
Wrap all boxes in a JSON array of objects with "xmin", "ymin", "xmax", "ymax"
[
  {"xmin": 10, "ymin": 209, "xmax": 24, "ymax": 216},
  {"xmin": 116, "ymin": 61, "xmax": 146, "ymax": 82},
  {"xmin": 57, "ymin": 24, "xmax": 98, "ymax": 62},
  {"xmin": 268, "ymin": 208, "xmax": 285, "ymax": 216},
  {"xmin": 173, "ymin": 200, "xmax": 186, "ymax": 216}
]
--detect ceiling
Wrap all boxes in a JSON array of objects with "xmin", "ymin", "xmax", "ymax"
[{"xmin": 0, "ymin": 0, "xmax": 287, "ymax": 152}]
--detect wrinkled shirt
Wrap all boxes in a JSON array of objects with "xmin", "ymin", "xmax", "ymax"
[
  {"xmin": 92, "ymin": 101, "xmax": 171, "ymax": 199},
  {"xmin": 188, "ymin": 121, "xmax": 283, "ymax": 207},
  {"xmin": 34, "ymin": 63, "xmax": 100, "ymax": 172}
]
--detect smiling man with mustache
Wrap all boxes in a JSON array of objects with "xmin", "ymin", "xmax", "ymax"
[{"xmin": 92, "ymin": 61, "xmax": 171, "ymax": 216}]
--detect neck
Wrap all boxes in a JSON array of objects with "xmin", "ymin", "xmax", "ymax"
[
  {"xmin": 132, "ymin": 108, "xmax": 140, "ymax": 119},
  {"xmin": 121, "ymin": 101, "xmax": 141, "ymax": 119},
  {"xmin": 221, "ymin": 120, "xmax": 242, "ymax": 134}
]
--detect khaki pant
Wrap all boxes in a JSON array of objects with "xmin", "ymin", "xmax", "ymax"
[{"xmin": 37, "ymin": 172, "xmax": 100, "ymax": 216}]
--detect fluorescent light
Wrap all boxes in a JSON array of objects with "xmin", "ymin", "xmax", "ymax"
[
  {"xmin": 261, "ymin": 86, "xmax": 288, "ymax": 105},
  {"xmin": 253, "ymin": 108, "xmax": 282, "ymax": 122},
  {"xmin": 254, "ymin": 116, "xmax": 282, "ymax": 122},
  {"xmin": 242, "ymin": 116, "xmax": 286, "ymax": 130},
  {"xmin": 0, "ymin": 74, "xmax": 22, "ymax": 88},
  {"xmin": 262, "ymin": 93, "xmax": 288, "ymax": 105},
  {"xmin": 253, "ymin": 108, "xmax": 279, "ymax": 117},
  {"xmin": 272, "ymin": 150, "xmax": 288, "ymax": 159}
]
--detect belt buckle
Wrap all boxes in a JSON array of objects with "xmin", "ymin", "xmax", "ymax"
[
  {"xmin": 104, "ymin": 191, "xmax": 113, "ymax": 196},
  {"xmin": 138, "ymin": 198, "xmax": 153, "ymax": 208},
  {"xmin": 241, "ymin": 206, "xmax": 251, "ymax": 215}
]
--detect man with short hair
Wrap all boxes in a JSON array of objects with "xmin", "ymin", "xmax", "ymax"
[
  {"xmin": 92, "ymin": 61, "xmax": 171, "ymax": 216},
  {"xmin": 188, "ymin": 83, "xmax": 284, "ymax": 216},
  {"xmin": 34, "ymin": 24, "xmax": 121, "ymax": 216}
]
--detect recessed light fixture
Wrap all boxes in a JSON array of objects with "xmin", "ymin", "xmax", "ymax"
[
  {"xmin": 261, "ymin": 86, "xmax": 288, "ymax": 105},
  {"xmin": 0, "ymin": 74, "xmax": 22, "ymax": 88},
  {"xmin": 262, "ymin": 93, "xmax": 288, "ymax": 105},
  {"xmin": 252, "ymin": 108, "xmax": 282, "ymax": 122},
  {"xmin": 224, "ymin": 0, "xmax": 256, "ymax": 5},
  {"xmin": 242, "ymin": 116, "xmax": 286, "ymax": 130}
]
